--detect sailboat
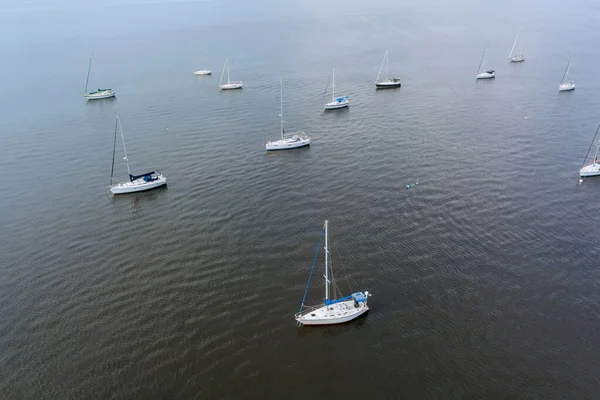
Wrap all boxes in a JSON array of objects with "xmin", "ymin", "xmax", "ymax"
[
  {"xmin": 559, "ymin": 51, "xmax": 575, "ymax": 92},
  {"xmin": 218, "ymin": 57, "xmax": 243, "ymax": 90},
  {"xmin": 193, "ymin": 69, "xmax": 211, "ymax": 76},
  {"xmin": 109, "ymin": 115, "xmax": 167, "ymax": 195},
  {"xmin": 323, "ymin": 68, "xmax": 349, "ymax": 110},
  {"xmin": 295, "ymin": 220, "xmax": 371, "ymax": 326},
  {"xmin": 83, "ymin": 53, "xmax": 115, "ymax": 100},
  {"xmin": 375, "ymin": 49, "xmax": 401, "ymax": 89},
  {"xmin": 476, "ymin": 43, "xmax": 495, "ymax": 79},
  {"xmin": 265, "ymin": 78, "xmax": 311, "ymax": 151},
  {"xmin": 509, "ymin": 34, "xmax": 525, "ymax": 62},
  {"xmin": 579, "ymin": 124, "xmax": 600, "ymax": 179}
]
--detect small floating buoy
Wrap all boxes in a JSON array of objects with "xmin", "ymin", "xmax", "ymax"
[
  {"xmin": 578, "ymin": 178, "xmax": 584, "ymax": 184},
  {"xmin": 166, "ymin": 128, "xmax": 170, "ymax": 131}
]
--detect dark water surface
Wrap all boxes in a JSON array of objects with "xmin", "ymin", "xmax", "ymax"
[{"xmin": 2, "ymin": 0, "xmax": 600, "ymax": 398}]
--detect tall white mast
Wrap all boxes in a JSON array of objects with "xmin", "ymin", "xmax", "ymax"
[
  {"xmin": 117, "ymin": 115, "xmax": 131, "ymax": 176},
  {"xmin": 280, "ymin": 78, "xmax": 284, "ymax": 140},
  {"xmin": 226, "ymin": 58, "xmax": 230, "ymax": 83},
  {"xmin": 84, "ymin": 54, "xmax": 93, "ymax": 95},
  {"xmin": 324, "ymin": 220, "xmax": 329, "ymax": 301},
  {"xmin": 385, "ymin": 50, "xmax": 389, "ymax": 80},
  {"xmin": 509, "ymin": 34, "xmax": 518, "ymax": 58},
  {"xmin": 331, "ymin": 68, "xmax": 335, "ymax": 102}
]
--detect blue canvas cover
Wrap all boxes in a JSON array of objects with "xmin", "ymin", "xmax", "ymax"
[{"xmin": 129, "ymin": 171, "xmax": 156, "ymax": 182}]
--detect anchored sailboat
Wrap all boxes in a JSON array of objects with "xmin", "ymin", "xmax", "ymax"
[
  {"xmin": 295, "ymin": 220, "xmax": 371, "ymax": 326},
  {"xmin": 109, "ymin": 115, "xmax": 167, "ymax": 195},
  {"xmin": 559, "ymin": 51, "xmax": 575, "ymax": 92},
  {"xmin": 375, "ymin": 49, "xmax": 402, "ymax": 89},
  {"xmin": 323, "ymin": 68, "xmax": 349, "ymax": 110},
  {"xmin": 579, "ymin": 124, "xmax": 600, "ymax": 179},
  {"xmin": 476, "ymin": 43, "xmax": 495, "ymax": 79},
  {"xmin": 266, "ymin": 78, "xmax": 310, "ymax": 151},
  {"xmin": 219, "ymin": 57, "xmax": 243, "ymax": 90},
  {"xmin": 84, "ymin": 53, "xmax": 115, "ymax": 100},
  {"xmin": 509, "ymin": 34, "xmax": 525, "ymax": 62}
]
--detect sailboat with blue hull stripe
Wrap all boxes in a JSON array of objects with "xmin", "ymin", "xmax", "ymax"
[{"xmin": 295, "ymin": 220, "xmax": 371, "ymax": 326}]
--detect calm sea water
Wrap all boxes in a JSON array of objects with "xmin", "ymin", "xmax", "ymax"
[{"xmin": 2, "ymin": 0, "xmax": 600, "ymax": 398}]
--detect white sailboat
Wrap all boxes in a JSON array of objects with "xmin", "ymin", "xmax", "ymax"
[
  {"xmin": 194, "ymin": 69, "xmax": 211, "ymax": 76},
  {"xmin": 509, "ymin": 34, "xmax": 525, "ymax": 62},
  {"xmin": 579, "ymin": 124, "xmax": 600, "ymax": 179},
  {"xmin": 266, "ymin": 78, "xmax": 310, "ymax": 151},
  {"xmin": 109, "ymin": 115, "xmax": 167, "ymax": 195},
  {"xmin": 375, "ymin": 49, "xmax": 402, "ymax": 89},
  {"xmin": 559, "ymin": 51, "xmax": 575, "ymax": 92},
  {"xmin": 83, "ymin": 53, "xmax": 115, "ymax": 100},
  {"xmin": 476, "ymin": 43, "xmax": 495, "ymax": 79},
  {"xmin": 323, "ymin": 68, "xmax": 349, "ymax": 110},
  {"xmin": 295, "ymin": 220, "xmax": 371, "ymax": 326},
  {"xmin": 219, "ymin": 57, "xmax": 243, "ymax": 90}
]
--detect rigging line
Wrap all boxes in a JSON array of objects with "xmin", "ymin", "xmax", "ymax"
[
  {"xmin": 109, "ymin": 117, "xmax": 118, "ymax": 187},
  {"xmin": 329, "ymin": 230, "xmax": 353, "ymax": 294},
  {"xmin": 582, "ymin": 123, "xmax": 600, "ymax": 168},
  {"xmin": 298, "ymin": 227, "xmax": 325, "ymax": 314},
  {"xmin": 320, "ymin": 72, "xmax": 332, "ymax": 104},
  {"xmin": 265, "ymin": 91, "xmax": 279, "ymax": 141}
]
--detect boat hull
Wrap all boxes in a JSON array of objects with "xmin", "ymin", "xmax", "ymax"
[
  {"xmin": 266, "ymin": 137, "xmax": 310, "ymax": 151},
  {"xmin": 296, "ymin": 300, "xmax": 369, "ymax": 326},
  {"xmin": 559, "ymin": 82, "xmax": 575, "ymax": 92},
  {"xmin": 220, "ymin": 81, "xmax": 243, "ymax": 90},
  {"xmin": 324, "ymin": 99, "xmax": 349, "ymax": 110},
  {"xmin": 110, "ymin": 175, "xmax": 167, "ymax": 194},
  {"xmin": 510, "ymin": 56, "xmax": 525, "ymax": 62},
  {"xmin": 194, "ymin": 70, "xmax": 212, "ymax": 75},
  {"xmin": 375, "ymin": 81, "xmax": 401, "ymax": 89},
  {"xmin": 85, "ymin": 90, "xmax": 115, "ymax": 100},
  {"xmin": 476, "ymin": 72, "xmax": 495, "ymax": 79},
  {"xmin": 580, "ymin": 163, "xmax": 600, "ymax": 177}
]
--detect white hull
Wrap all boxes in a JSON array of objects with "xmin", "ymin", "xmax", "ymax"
[
  {"xmin": 85, "ymin": 90, "xmax": 115, "ymax": 100},
  {"xmin": 220, "ymin": 81, "xmax": 243, "ymax": 90},
  {"xmin": 194, "ymin": 70, "xmax": 211, "ymax": 75},
  {"xmin": 580, "ymin": 163, "xmax": 600, "ymax": 177},
  {"xmin": 476, "ymin": 72, "xmax": 495, "ymax": 79},
  {"xmin": 266, "ymin": 135, "xmax": 310, "ymax": 151},
  {"xmin": 324, "ymin": 99, "xmax": 349, "ymax": 109},
  {"xmin": 296, "ymin": 300, "xmax": 369, "ymax": 326},
  {"xmin": 110, "ymin": 174, "xmax": 167, "ymax": 194},
  {"xmin": 559, "ymin": 82, "xmax": 575, "ymax": 91},
  {"xmin": 375, "ymin": 79, "xmax": 401, "ymax": 89},
  {"xmin": 510, "ymin": 56, "xmax": 525, "ymax": 62}
]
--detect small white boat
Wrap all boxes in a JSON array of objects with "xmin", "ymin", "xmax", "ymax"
[
  {"xmin": 83, "ymin": 53, "xmax": 115, "ymax": 100},
  {"xmin": 295, "ymin": 220, "xmax": 371, "ymax": 326},
  {"xmin": 476, "ymin": 43, "xmax": 495, "ymax": 80},
  {"xmin": 109, "ymin": 115, "xmax": 167, "ymax": 195},
  {"xmin": 375, "ymin": 49, "xmax": 402, "ymax": 89},
  {"xmin": 194, "ymin": 70, "xmax": 212, "ymax": 76},
  {"xmin": 219, "ymin": 57, "xmax": 243, "ymax": 90},
  {"xmin": 559, "ymin": 51, "xmax": 575, "ymax": 92},
  {"xmin": 508, "ymin": 34, "xmax": 525, "ymax": 63},
  {"xmin": 266, "ymin": 78, "xmax": 310, "ymax": 151},
  {"xmin": 323, "ymin": 68, "xmax": 349, "ymax": 109},
  {"xmin": 579, "ymin": 124, "xmax": 600, "ymax": 178}
]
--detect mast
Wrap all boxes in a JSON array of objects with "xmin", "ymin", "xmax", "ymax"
[
  {"xmin": 376, "ymin": 50, "xmax": 386, "ymax": 83},
  {"xmin": 226, "ymin": 58, "xmax": 230, "ymax": 83},
  {"xmin": 280, "ymin": 77, "xmax": 284, "ymax": 140},
  {"xmin": 117, "ymin": 115, "xmax": 131, "ymax": 176},
  {"xmin": 581, "ymin": 124, "xmax": 600, "ymax": 168},
  {"xmin": 385, "ymin": 49, "xmax": 389, "ymax": 80},
  {"xmin": 477, "ymin": 43, "xmax": 487, "ymax": 75},
  {"xmin": 220, "ymin": 57, "xmax": 227, "ymax": 86},
  {"xmin": 509, "ymin": 35, "xmax": 518, "ymax": 58},
  {"xmin": 110, "ymin": 117, "xmax": 118, "ymax": 186},
  {"xmin": 324, "ymin": 220, "xmax": 329, "ymax": 302},
  {"xmin": 331, "ymin": 68, "xmax": 335, "ymax": 102},
  {"xmin": 84, "ymin": 54, "xmax": 93, "ymax": 95},
  {"xmin": 562, "ymin": 51, "xmax": 573, "ymax": 83}
]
